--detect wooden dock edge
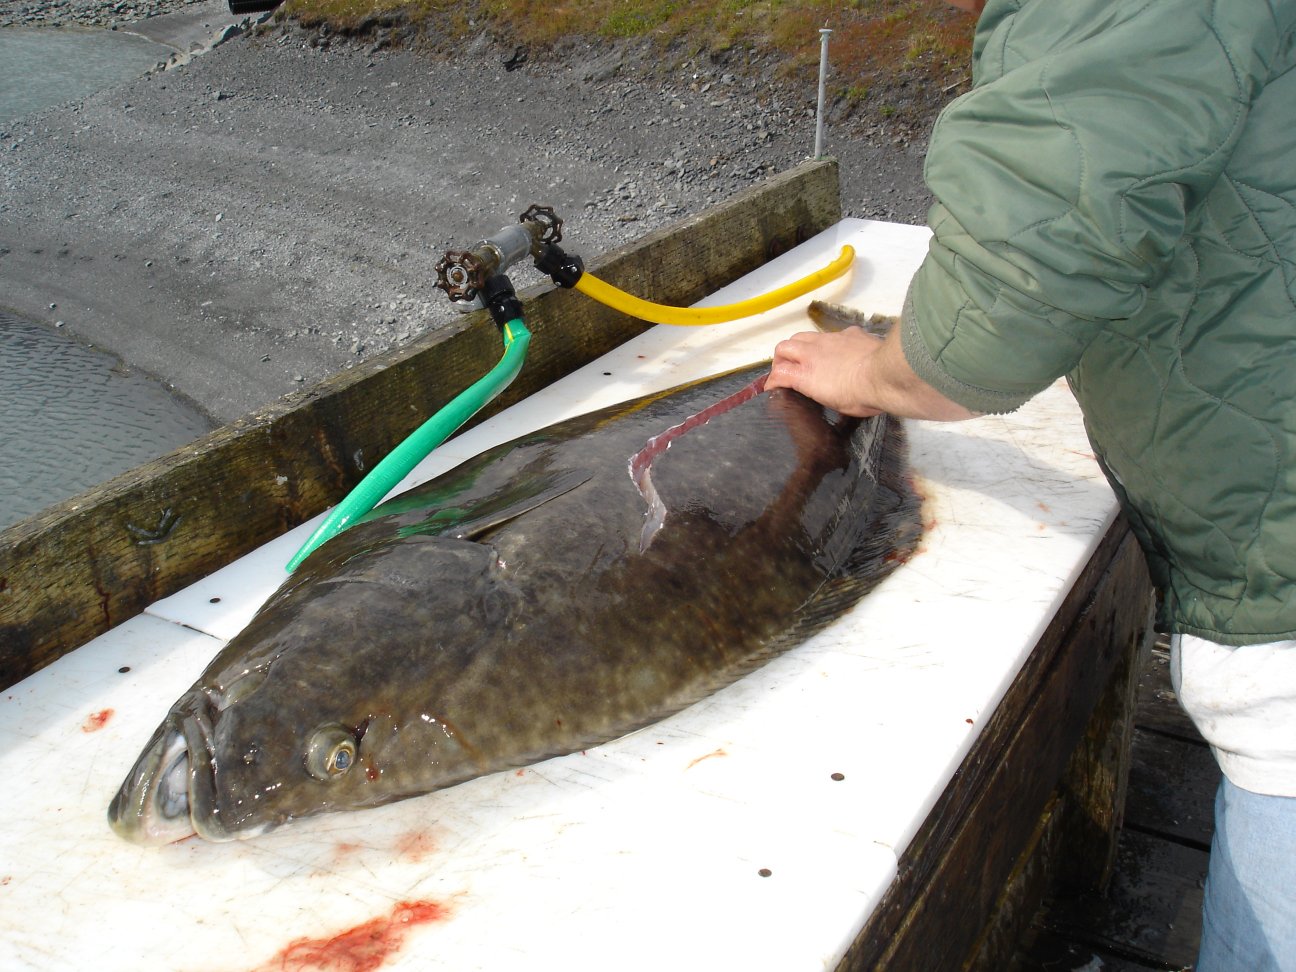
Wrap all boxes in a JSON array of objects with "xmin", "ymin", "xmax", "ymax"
[
  {"xmin": 839, "ymin": 518, "xmax": 1156, "ymax": 971},
  {"xmin": 0, "ymin": 159, "xmax": 841, "ymax": 690}
]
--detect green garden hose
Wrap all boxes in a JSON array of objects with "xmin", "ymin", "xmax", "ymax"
[{"xmin": 286, "ymin": 319, "xmax": 531, "ymax": 572}]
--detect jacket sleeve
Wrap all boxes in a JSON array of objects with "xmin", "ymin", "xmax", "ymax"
[{"xmin": 904, "ymin": 0, "xmax": 1273, "ymax": 414}]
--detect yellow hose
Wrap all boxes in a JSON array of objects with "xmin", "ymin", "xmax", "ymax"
[{"xmin": 573, "ymin": 245, "xmax": 855, "ymax": 326}]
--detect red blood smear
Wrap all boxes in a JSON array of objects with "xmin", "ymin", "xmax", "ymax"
[
  {"xmin": 394, "ymin": 831, "xmax": 437, "ymax": 862},
  {"xmin": 262, "ymin": 900, "xmax": 449, "ymax": 972},
  {"xmin": 331, "ymin": 842, "xmax": 362, "ymax": 865},
  {"xmin": 81, "ymin": 708, "xmax": 114, "ymax": 732}
]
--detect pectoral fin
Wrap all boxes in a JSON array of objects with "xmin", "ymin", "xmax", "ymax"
[{"xmin": 361, "ymin": 467, "xmax": 593, "ymax": 540}]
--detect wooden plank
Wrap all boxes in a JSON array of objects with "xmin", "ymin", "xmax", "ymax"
[
  {"xmin": 1050, "ymin": 596, "xmax": 1149, "ymax": 897},
  {"xmin": 0, "ymin": 160, "xmax": 842, "ymax": 690},
  {"xmin": 967, "ymin": 596, "xmax": 1149, "ymax": 971},
  {"xmin": 1039, "ymin": 829, "xmax": 1207, "ymax": 969},
  {"xmin": 1136, "ymin": 646, "xmax": 1204, "ymax": 742},
  {"xmin": 1012, "ymin": 923, "xmax": 1183, "ymax": 972},
  {"xmin": 1010, "ymin": 642, "xmax": 1213, "ymax": 969},
  {"xmin": 1124, "ymin": 728, "xmax": 1219, "ymax": 850},
  {"xmin": 966, "ymin": 794, "xmax": 1070, "ymax": 972},
  {"xmin": 1008, "ymin": 635, "xmax": 1215, "ymax": 972},
  {"xmin": 987, "ymin": 799, "xmax": 1184, "ymax": 971},
  {"xmin": 838, "ymin": 521, "xmax": 1156, "ymax": 971}
]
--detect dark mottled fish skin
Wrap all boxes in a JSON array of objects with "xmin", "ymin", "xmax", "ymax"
[{"xmin": 108, "ymin": 365, "xmax": 921, "ymax": 843}]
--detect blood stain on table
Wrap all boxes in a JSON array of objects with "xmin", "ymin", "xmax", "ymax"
[
  {"xmin": 257, "ymin": 899, "xmax": 450, "ymax": 972},
  {"xmin": 395, "ymin": 831, "xmax": 437, "ymax": 862},
  {"xmin": 81, "ymin": 708, "xmax": 114, "ymax": 732}
]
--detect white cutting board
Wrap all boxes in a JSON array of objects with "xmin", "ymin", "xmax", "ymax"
[{"xmin": 0, "ymin": 219, "xmax": 1117, "ymax": 971}]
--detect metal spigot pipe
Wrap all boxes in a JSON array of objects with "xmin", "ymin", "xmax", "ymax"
[{"xmin": 435, "ymin": 205, "xmax": 563, "ymax": 304}]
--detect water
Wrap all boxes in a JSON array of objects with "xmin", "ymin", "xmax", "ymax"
[
  {"xmin": 0, "ymin": 27, "xmax": 173, "ymax": 124},
  {"xmin": 0, "ymin": 312, "xmax": 214, "ymax": 530},
  {"xmin": 1, "ymin": 22, "xmax": 218, "ymax": 527}
]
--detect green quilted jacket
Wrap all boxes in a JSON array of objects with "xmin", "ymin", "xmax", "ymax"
[{"xmin": 902, "ymin": 0, "xmax": 1296, "ymax": 644}]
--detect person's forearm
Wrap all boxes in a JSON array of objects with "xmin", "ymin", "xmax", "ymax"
[{"xmin": 866, "ymin": 326, "xmax": 978, "ymax": 420}]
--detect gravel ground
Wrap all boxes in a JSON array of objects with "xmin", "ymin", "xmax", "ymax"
[
  {"xmin": 1, "ymin": 0, "xmax": 212, "ymax": 29},
  {"xmin": 0, "ymin": 2, "xmax": 937, "ymax": 423}
]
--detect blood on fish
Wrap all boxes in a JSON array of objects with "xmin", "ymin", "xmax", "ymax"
[
  {"xmin": 82, "ymin": 709, "xmax": 114, "ymax": 732},
  {"xmin": 258, "ymin": 900, "xmax": 449, "ymax": 972}
]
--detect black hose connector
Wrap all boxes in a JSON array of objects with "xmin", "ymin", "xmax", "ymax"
[
  {"xmin": 534, "ymin": 242, "xmax": 585, "ymax": 289},
  {"xmin": 481, "ymin": 274, "xmax": 524, "ymax": 329}
]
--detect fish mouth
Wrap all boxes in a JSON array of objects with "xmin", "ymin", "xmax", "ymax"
[
  {"xmin": 108, "ymin": 692, "xmax": 241, "ymax": 845},
  {"xmin": 107, "ymin": 723, "xmax": 198, "ymax": 845}
]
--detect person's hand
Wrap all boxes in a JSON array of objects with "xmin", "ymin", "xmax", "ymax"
[
  {"xmin": 766, "ymin": 327, "xmax": 886, "ymax": 417},
  {"xmin": 767, "ymin": 322, "xmax": 978, "ymax": 422}
]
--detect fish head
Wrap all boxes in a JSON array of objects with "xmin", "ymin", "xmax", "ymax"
[{"xmin": 109, "ymin": 535, "xmax": 510, "ymax": 844}]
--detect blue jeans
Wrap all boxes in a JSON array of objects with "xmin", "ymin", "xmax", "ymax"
[{"xmin": 1198, "ymin": 775, "xmax": 1296, "ymax": 970}]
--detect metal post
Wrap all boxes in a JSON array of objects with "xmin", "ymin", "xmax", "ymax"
[{"xmin": 813, "ymin": 27, "xmax": 832, "ymax": 159}]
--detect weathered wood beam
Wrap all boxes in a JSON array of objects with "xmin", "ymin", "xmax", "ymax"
[
  {"xmin": 0, "ymin": 160, "xmax": 841, "ymax": 689},
  {"xmin": 839, "ymin": 520, "xmax": 1155, "ymax": 971},
  {"xmin": 966, "ymin": 594, "xmax": 1150, "ymax": 971}
]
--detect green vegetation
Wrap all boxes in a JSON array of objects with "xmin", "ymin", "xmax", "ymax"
[{"xmin": 280, "ymin": 0, "xmax": 975, "ymax": 120}]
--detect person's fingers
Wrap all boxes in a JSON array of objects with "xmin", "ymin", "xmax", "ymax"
[
  {"xmin": 767, "ymin": 333, "xmax": 811, "ymax": 390},
  {"xmin": 765, "ymin": 367, "xmax": 793, "ymax": 391},
  {"xmin": 772, "ymin": 331, "xmax": 814, "ymax": 361}
]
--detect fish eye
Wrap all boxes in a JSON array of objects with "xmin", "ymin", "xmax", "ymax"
[{"xmin": 305, "ymin": 725, "xmax": 358, "ymax": 781}]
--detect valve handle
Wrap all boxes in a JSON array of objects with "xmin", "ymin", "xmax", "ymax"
[
  {"xmin": 434, "ymin": 249, "xmax": 487, "ymax": 302},
  {"xmin": 520, "ymin": 204, "xmax": 563, "ymax": 245}
]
